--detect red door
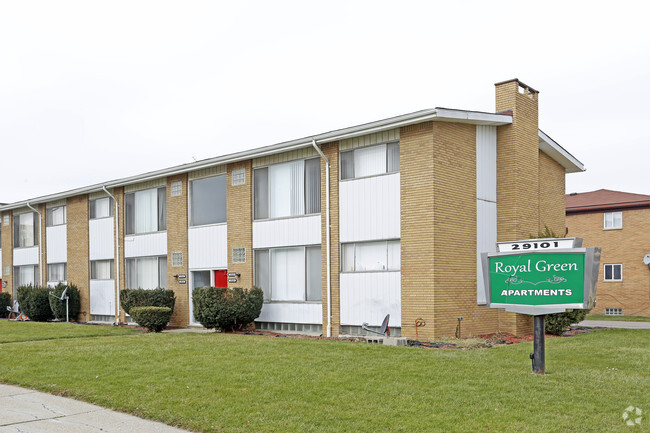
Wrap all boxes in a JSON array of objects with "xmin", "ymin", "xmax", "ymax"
[{"xmin": 214, "ymin": 270, "xmax": 228, "ymax": 288}]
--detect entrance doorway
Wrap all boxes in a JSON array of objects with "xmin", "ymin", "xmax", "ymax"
[{"xmin": 189, "ymin": 269, "xmax": 227, "ymax": 325}]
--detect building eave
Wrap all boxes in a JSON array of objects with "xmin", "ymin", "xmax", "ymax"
[{"xmin": 538, "ymin": 130, "xmax": 585, "ymax": 174}]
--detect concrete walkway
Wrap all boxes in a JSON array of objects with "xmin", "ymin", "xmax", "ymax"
[
  {"xmin": 577, "ymin": 320, "xmax": 650, "ymax": 329},
  {"xmin": 0, "ymin": 384, "xmax": 193, "ymax": 433}
]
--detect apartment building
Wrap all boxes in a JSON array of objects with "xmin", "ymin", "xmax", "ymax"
[
  {"xmin": 566, "ymin": 189, "xmax": 650, "ymax": 317},
  {"xmin": 0, "ymin": 79, "xmax": 584, "ymax": 339}
]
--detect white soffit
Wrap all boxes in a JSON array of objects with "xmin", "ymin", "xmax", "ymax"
[{"xmin": 538, "ymin": 130, "xmax": 585, "ymax": 173}]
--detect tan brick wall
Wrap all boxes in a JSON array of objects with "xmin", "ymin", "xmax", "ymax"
[
  {"xmin": 39, "ymin": 204, "xmax": 47, "ymax": 286},
  {"xmin": 495, "ymin": 80, "xmax": 542, "ymax": 335},
  {"xmin": 66, "ymin": 195, "xmax": 90, "ymax": 321},
  {"xmin": 538, "ymin": 151, "xmax": 566, "ymax": 236},
  {"xmin": 320, "ymin": 142, "xmax": 340, "ymax": 336},
  {"xmin": 567, "ymin": 208, "xmax": 650, "ymax": 317},
  {"xmin": 166, "ymin": 175, "xmax": 190, "ymax": 326},
  {"xmin": 1, "ymin": 212, "xmax": 13, "ymax": 297},
  {"xmin": 113, "ymin": 187, "xmax": 126, "ymax": 322},
  {"xmin": 400, "ymin": 122, "xmax": 437, "ymax": 339},
  {"xmin": 227, "ymin": 161, "xmax": 253, "ymax": 288}
]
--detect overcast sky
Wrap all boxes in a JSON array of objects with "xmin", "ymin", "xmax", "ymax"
[{"xmin": 1, "ymin": 0, "xmax": 648, "ymax": 204}]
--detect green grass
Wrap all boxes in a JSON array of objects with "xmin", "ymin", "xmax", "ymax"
[
  {"xmin": 0, "ymin": 322, "xmax": 648, "ymax": 432},
  {"xmin": 0, "ymin": 320, "xmax": 139, "ymax": 343},
  {"xmin": 585, "ymin": 314, "xmax": 650, "ymax": 323}
]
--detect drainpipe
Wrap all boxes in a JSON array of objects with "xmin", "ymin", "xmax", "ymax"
[
  {"xmin": 26, "ymin": 202, "xmax": 43, "ymax": 287},
  {"xmin": 312, "ymin": 139, "xmax": 332, "ymax": 337},
  {"xmin": 102, "ymin": 186, "xmax": 121, "ymax": 325}
]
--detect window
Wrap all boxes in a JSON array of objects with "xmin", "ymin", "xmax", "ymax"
[
  {"xmin": 190, "ymin": 175, "xmax": 226, "ymax": 226},
  {"xmin": 254, "ymin": 246, "xmax": 321, "ymax": 302},
  {"xmin": 253, "ymin": 158, "xmax": 320, "ymax": 220},
  {"xmin": 13, "ymin": 212, "xmax": 38, "ymax": 248},
  {"xmin": 125, "ymin": 187, "xmax": 166, "ymax": 235},
  {"xmin": 90, "ymin": 197, "xmax": 114, "ymax": 219},
  {"xmin": 605, "ymin": 308, "xmax": 622, "ymax": 316},
  {"xmin": 91, "ymin": 260, "xmax": 114, "ymax": 280},
  {"xmin": 604, "ymin": 264, "xmax": 622, "ymax": 281},
  {"xmin": 46, "ymin": 206, "xmax": 66, "ymax": 226},
  {"xmin": 125, "ymin": 256, "xmax": 167, "ymax": 289},
  {"xmin": 604, "ymin": 211, "xmax": 622, "ymax": 229},
  {"xmin": 47, "ymin": 263, "xmax": 67, "ymax": 283},
  {"xmin": 341, "ymin": 142, "xmax": 399, "ymax": 180},
  {"xmin": 341, "ymin": 240, "xmax": 400, "ymax": 272},
  {"xmin": 13, "ymin": 265, "xmax": 38, "ymax": 289}
]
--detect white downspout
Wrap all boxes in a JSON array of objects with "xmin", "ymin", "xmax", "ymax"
[
  {"xmin": 26, "ymin": 202, "xmax": 43, "ymax": 287},
  {"xmin": 312, "ymin": 139, "xmax": 332, "ymax": 337},
  {"xmin": 102, "ymin": 186, "xmax": 121, "ymax": 325}
]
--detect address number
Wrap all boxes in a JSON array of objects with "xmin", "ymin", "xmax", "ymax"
[{"xmin": 511, "ymin": 241, "xmax": 559, "ymax": 250}]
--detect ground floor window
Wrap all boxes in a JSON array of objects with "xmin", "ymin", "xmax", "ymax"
[
  {"xmin": 604, "ymin": 264, "xmax": 622, "ymax": 281},
  {"xmin": 254, "ymin": 245, "xmax": 321, "ymax": 302},
  {"xmin": 605, "ymin": 308, "xmax": 622, "ymax": 316},
  {"xmin": 47, "ymin": 263, "xmax": 67, "ymax": 285},
  {"xmin": 125, "ymin": 256, "xmax": 167, "ymax": 289},
  {"xmin": 14, "ymin": 265, "xmax": 38, "ymax": 290},
  {"xmin": 91, "ymin": 260, "xmax": 114, "ymax": 280},
  {"xmin": 341, "ymin": 240, "xmax": 400, "ymax": 272}
]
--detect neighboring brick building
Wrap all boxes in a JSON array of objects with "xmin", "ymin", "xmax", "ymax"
[
  {"xmin": 566, "ymin": 189, "xmax": 650, "ymax": 317},
  {"xmin": 0, "ymin": 79, "xmax": 584, "ymax": 339}
]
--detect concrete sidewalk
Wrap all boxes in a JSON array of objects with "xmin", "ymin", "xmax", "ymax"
[
  {"xmin": 0, "ymin": 384, "xmax": 193, "ymax": 433},
  {"xmin": 577, "ymin": 320, "xmax": 650, "ymax": 329}
]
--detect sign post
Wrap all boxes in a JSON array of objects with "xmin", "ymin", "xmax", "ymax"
[{"xmin": 481, "ymin": 238, "xmax": 600, "ymax": 374}]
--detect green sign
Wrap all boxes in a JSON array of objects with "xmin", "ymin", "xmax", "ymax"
[{"xmin": 489, "ymin": 253, "xmax": 585, "ymax": 306}]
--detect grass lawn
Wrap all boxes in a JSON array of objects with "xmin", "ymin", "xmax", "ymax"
[
  {"xmin": 0, "ymin": 322, "xmax": 648, "ymax": 432},
  {"xmin": 0, "ymin": 320, "xmax": 139, "ymax": 343},
  {"xmin": 585, "ymin": 314, "xmax": 650, "ymax": 323}
]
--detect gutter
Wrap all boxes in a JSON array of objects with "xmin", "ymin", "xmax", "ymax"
[
  {"xmin": 312, "ymin": 139, "xmax": 332, "ymax": 338},
  {"xmin": 102, "ymin": 186, "xmax": 121, "ymax": 325},
  {"xmin": 25, "ymin": 202, "xmax": 43, "ymax": 287}
]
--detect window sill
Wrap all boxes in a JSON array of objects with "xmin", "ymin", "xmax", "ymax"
[
  {"xmin": 253, "ymin": 213, "xmax": 321, "ymax": 223},
  {"xmin": 340, "ymin": 170, "xmax": 400, "ymax": 183},
  {"xmin": 189, "ymin": 222, "xmax": 227, "ymax": 229},
  {"xmin": 263, "ymin": 300, "xmax": 322, "ymax": 304},
  {"xmin": 125, "ymin": 230, "xmax": 167, "ymax": 238},
  {"xmin": 603, "ymin": 227, "xmax": 622, "ymax": 231}
]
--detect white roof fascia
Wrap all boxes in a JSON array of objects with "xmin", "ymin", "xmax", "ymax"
[
  {"xmin": 538, "ymin": 130, "xmax": 585, "ymax": 173},
  {"xmin": 0, "ymin": 109, "xmax": 512, "ymax": 211}
]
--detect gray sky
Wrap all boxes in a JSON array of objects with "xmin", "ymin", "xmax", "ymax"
[{"xmin": 1, "ymin": 0, "xmax": 648, "ymax": 204}]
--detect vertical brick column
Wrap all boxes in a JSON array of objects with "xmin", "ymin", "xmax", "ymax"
[
  {"xmin": 1, "ymin": 212, "xmax": 13, "ymax": 297},
  {"xmin": 320, "ymin": 142, "xmax": 340, "ymax": 336},
  {"xmin": 495, "ymin": 79, "xmax": 540, "ymax": 335},
  {"xmin": 401, "ymin": 122, "xmax": 436, "ymax": 340},
  {"xmin": 167, "ymin": 174, "xmax": 190, "ymax": 327},
  {"xmin": 67, "ymin": 195, "xmax": 90, "ymax": 321},
  {"xmin": 227, "ymin": 161, "xmax": 253, "ymax": 288},
  {"xmin": 113, "ymin": 187, "xmax": 126, "ymax": 322}
]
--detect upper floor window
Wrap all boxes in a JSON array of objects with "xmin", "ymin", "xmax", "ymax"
[
  {"xmin": 604, "ymin": 211, "xmax": 622, "ymax": 229},
  {"xmin": 341, "ymin": 240, "xmax": 400, "ymax": 272},
  {"xmin": 125, "ymin": 187, "xmax": 166, "ymax": 235},
  {"xmin": 190, "ymin": 175, "xmax": 227, "ymax": 226},
  {"xmin": 90, "ymin": 197, "xmax": 114, "ymax": 219},
  {"xmin": 46, "ymin": 206, "xmax": 66, "ymax": 227},
  {"xmin": 13, "ymin": 212, "xmax": 38, "ymax": 248},
  {"xmin": 254, "ymin": 158, "xmax": 320, "ymax": 220},
  {"xmin": 340, "ymin": 142, "xmax": 399, "ymax": 180},
  {"xmin": 604, "ymin": 264, "xmax": 622, "ymax": 281}
]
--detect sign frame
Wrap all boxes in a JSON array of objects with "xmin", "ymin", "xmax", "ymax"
[{"xmin": 481, "ymin": 246, "xmax": 601, "ymax": 316}]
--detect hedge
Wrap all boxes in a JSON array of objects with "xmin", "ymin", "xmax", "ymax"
[
  {"xmin": 17, "ymin": 285, "xmax": 54, "ymax": 322},
  {"xmin": 0, "ymin": 292, "xmax": 11, "ymax": 318},
  {"xmin": 48, "ymin": 283, "xmax": 81, "ymax": 321},
  {"xmin": 545, "ymin": 308, "xmax": 591, "ymax": 336},
  {"xmin": 130, "ymin": 306, "xmax": 173, "ymax": 332},
  {"xmin": 120, "ymin": 288, "xmax": 176, "ymax": 315},
  {"xmin": 192, "ymin": 287, "xmax": 263, "ymax": 331}
]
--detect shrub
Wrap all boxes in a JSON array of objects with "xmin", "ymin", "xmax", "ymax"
[
  {"xmin": 120, "ymin": 288, "xmax": 176, "ymax": 315},
  {"xmin": 130, "ymin": 306, "xmax": 173, "ymax": 332},
  {"xmin": 0, "ymin": 292, "xmax": 11, "ymax": 318},
  {"xmin": 17, "ymin": 285, "xmax": 54, "ymax": 322},
  {"xmin": 545, "ymin": 309, "xmax": 591, "ymax": 336},
  {"xmin": 192, "ymin": 287, "xmax": 264, "ymax": 331},
  {"xmin": 48, "ymin": 283, "xmax": 81, "ymax": 321}
]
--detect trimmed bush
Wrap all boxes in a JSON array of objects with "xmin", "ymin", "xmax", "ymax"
[
  {"xmin": 120, "ymin": 288, "xmax": 176, "ymax": 315},
  {"xmin": 193, "ymin": 287, "xmax": 264, "ymax": 331},
  {"xmin": 48, "ymin": 283, "xmax": 81, "ymax": 321},
  {"xmin": 545, "ymin": 308, "xmax": 591, "ymax": 336},
  {"xmin": 17, "ymin": 285, "xmax": 54, "ymax": 322},
  {"xmin": 130, "ymin": 306, "xmax": 173, "ymax": 332},
  {"xmin": 0, "ymin": 292, "xmax": 11, "ymax": 318}
]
